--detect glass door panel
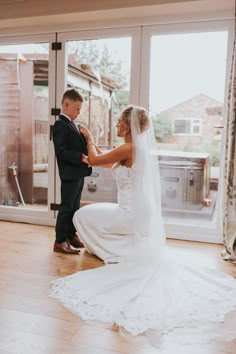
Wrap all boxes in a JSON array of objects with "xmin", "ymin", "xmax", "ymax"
[
  {"xmin": 0, "ymin": 42, "xmax": 50, "ymax": 211},
  {"xmin": 148, "ymin": 30, "xmax": 228, "ymax": 230},
  {"xmin": 60, "ymin": 34, "xmax": 134, "ymax": 205}
]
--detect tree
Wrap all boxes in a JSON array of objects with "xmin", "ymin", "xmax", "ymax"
[
  {"xmin": 68, "ymin": 40, "xmax": 128, "ymax": 89},
  {"xmin": 68, "ymin": 40, "xmax": 130, "ymax": 146},
  {"xmin": 153, "ymin": 113, "xmax": 172, "ymax": 143}
]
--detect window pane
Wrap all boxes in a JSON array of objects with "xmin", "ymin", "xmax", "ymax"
[
  {"xmin": 0, "ymin": 43, "xmax": 49, "ymax": 210},
  {"xmin": 174, "ymin": 119, "xmax": 190, "ymax": 134},
  {"xmin": 66, "ymin": 37, "xmax": 132, "ymax": 203},
  {"xmin": 192, "ymin": 125, "xmax": 200, "ymax": 134},
  {"xmin": 149, "ymin": 31, "xmax": 228, "ymax": 224}
]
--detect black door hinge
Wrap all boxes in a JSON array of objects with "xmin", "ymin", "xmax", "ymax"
[
  {"xmin": 50, "ymin": 203, "xmax": 60, "ymax": 211},
  {"xmin": 52, "ymin": 42, "xmax": 62, "ymax": 51},
  {"xmin": 50, "ymin": 125, "xmax": 54, "ymax": 140},
  {"xmin": 51, "ymin": 108, "xmax": 61, "ymax": 116}
]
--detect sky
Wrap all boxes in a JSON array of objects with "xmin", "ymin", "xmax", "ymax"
[{"xmin": 149, "ymin": 31, "xmax": 228, "ymax": 114}]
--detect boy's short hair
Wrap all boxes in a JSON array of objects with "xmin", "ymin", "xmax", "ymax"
[{"xmin": 61, "ymin": 88, "xmax": 83, "ymax": 104}]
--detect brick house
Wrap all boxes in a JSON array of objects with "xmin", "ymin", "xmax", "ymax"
[{"xmin": 155, "ymin": 93, "xmax": 223, "ymax": 152}]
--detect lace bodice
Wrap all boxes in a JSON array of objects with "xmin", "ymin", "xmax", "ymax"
[{"xmin": 112, "ymin": 163, "xmax": 135, "ymax": 190}]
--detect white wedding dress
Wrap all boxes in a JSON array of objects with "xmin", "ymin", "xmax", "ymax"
[
  {"xmin": 50, "ymin": 162, "xmax": 236, "ymax": 340},
  {"xmin": 73, "ymin": 162, "xmax": 144, "ymax": 264}
]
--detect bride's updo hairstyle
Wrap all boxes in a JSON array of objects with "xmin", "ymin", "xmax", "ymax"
[{"xmin": 121, "ymin": 105, "xmax": 149, "ymax": 134}]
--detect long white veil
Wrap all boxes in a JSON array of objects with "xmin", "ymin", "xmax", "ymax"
[{"xmin": 130, "ymin": 106, "xmax": 165, "ymax": 250}]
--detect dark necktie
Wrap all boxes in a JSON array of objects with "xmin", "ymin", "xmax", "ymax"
[
  {"xmin": 70, "ymin": 120, "xmax": 86, "ymax": 145},
  {"xmin": 70, "ymin": 120, "xmax": 80, "ymax": 132}
]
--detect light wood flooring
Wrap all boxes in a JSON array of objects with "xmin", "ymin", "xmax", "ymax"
[{"xmin": 0, "ymin": 220, "xmax": 235, "ymax": 354}]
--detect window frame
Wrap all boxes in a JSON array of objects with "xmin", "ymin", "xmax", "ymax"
[{"xmin": 173, "ymin": 117, "xmax": 202, "ymax": 136}]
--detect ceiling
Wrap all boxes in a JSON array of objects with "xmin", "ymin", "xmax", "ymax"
[
  {"xmin": 0, "ymin": 0, "xmax": 233, "ymax": 32},
  {"xmin": 0, "ymin": 0, "xmax": 199, "ymax": 20}
]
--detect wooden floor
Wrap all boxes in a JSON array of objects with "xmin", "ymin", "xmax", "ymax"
[{"xmin": 0, "ymin": 220, "xmax": 236, "ymax": 354}]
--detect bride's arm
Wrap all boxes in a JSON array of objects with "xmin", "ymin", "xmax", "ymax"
[
  {"xmin": 94, "ymin": 146, "xmax": 113, "ymax": 168},
  {"xmin": 93, "ymin": 146, "xmax": 123, "ymax": 168},
  {"xmin": 80, "ymin": 126, "xmax": 132, "ymax": 166},
  {"xmin": 94, "ymin": 145, "xmax": 103, "ymax": 154},
  {"xmin": 87, "ymin": 141, "xmax": 132, "ymax": 166}
]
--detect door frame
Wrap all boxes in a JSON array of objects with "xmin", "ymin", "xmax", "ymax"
[{"xmin": 55, "ymin": 27, "xmax": 142, "ymax": 207}]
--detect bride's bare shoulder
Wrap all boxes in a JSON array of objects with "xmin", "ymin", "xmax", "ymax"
[
  {"xmin": 115, "ymin": 142, "xmax": 132, "ymax": 150},
  {"xmin": 113, "ymin": 143, "xmax": 132, "ymax": 157}
]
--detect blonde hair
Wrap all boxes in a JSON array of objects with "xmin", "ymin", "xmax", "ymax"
[{"xmin": 121, "ymin": 105, "xmax": 149, "ymax": 133}]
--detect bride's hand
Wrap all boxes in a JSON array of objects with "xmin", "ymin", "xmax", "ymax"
[
  {"xmin": 80, "ymin": 126, "xmax": 93, "ymax": 141},
  {"xmin": 81, "ymin": 154, "xmax": 89, "ymax": 165}
]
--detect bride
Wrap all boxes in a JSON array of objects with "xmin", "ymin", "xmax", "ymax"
[{"xmin": 50, "ymin": 105, "xmax": 236, "ymax": 340}]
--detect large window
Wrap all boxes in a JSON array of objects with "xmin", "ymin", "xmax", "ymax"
[{"xmin": 0, "ymin": 21, "xmax": 233, "ymax": 242}]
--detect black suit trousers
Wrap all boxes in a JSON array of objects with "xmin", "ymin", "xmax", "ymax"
[{"xmin": 55, "ymin": 178, "xmax": 84, "ymax": 243}]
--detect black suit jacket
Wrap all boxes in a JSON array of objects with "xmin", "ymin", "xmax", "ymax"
[{"xmin": 53, "ymin": 114, "xmax": 92, "ymax": 181}]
